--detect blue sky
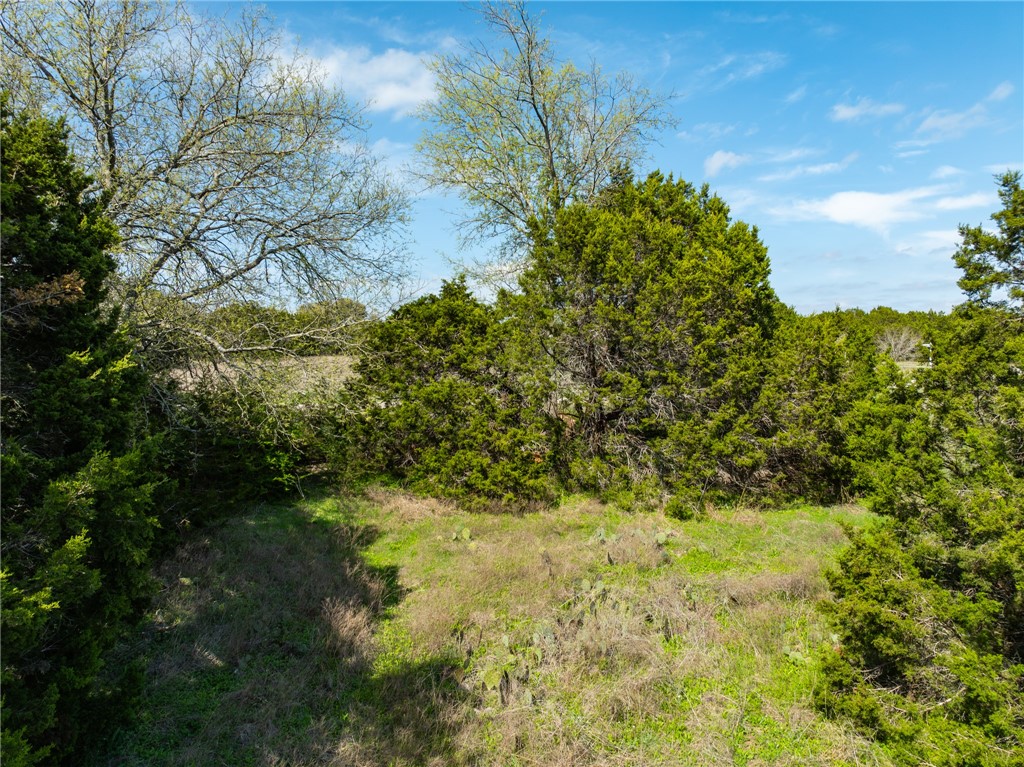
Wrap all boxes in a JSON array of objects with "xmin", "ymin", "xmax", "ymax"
[{"xmin": 256, "ymin": 1, "xmax": 1023, "ymax": 313}]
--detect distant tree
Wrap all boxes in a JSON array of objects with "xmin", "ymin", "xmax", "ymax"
[
  {"xmin": 874, "ymin": 325, "xmax": 922, "ymax": 362},
  {"xmin": 1, "ymin": 105, "xmax": 159, "ymax": 765},
  {"xmin": 417, "ymin": 0, "xmax": 673, "ymax": 275},
  {"xmin": 954, "ymin": 170, "xmax": 1023, "ymax": 312}
]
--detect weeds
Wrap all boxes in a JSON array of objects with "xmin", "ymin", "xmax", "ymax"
[{"xmin": 90, "ymin": 490, "xmax": 891, "ymax": 766}]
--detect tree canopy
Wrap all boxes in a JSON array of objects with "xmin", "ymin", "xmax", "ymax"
[
  {"xmin": 1, "ymin": 104, "xmax": 159, "ymax": 766},
  {"xmin": 954, "ymin": 170, "xmax": 1023, "ymax": 312},
  {"xmin": 417, "ymin": 0, "xmax": 673, "ymax": 272},
  {"xmin": 1, "ymin": 0, "xmax": 409, "ymax": 369}
]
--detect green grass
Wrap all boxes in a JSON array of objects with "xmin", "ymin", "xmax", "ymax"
[{"xmin": 87, "ymin": 489, "xmax": 892, "ymax": 766}]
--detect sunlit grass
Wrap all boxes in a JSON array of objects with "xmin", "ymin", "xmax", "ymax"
[{"xmin": 88, "ymin": 488, "xmax": 891, "ymax": 766}]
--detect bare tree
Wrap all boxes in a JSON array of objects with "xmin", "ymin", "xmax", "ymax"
[
  {"xmin": 875, "ymin": 326, "xmax": 923, "ymax": 362},
  {"xmin": 1, "ymin": 0, "xmax": 409, "ymax": 375},
  {"xmin": 417, "ymin": 0, "xmax": 674, "ymax": 277}
]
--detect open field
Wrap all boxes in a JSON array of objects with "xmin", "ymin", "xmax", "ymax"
[
  {"xmin": 87, "ymin": 488, "xmax": 892, "ymax": 767},
  {"xmin": 168, "ymin": 354, "xmax": 356, "ymax": 393}
]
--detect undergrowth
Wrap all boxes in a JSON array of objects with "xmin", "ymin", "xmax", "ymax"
[{"xmin": 87, "ymin": 487, "xmax": 890, "ymax": 766}]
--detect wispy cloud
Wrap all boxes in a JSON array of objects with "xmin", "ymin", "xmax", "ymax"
[
  {"xmin": 677, "ymin": 122, "xmax": 738, "ymax": 142},
  {"xmin": 318, "ymin": 46, "xmax": 434, "ymax": 117},
  {"xmin": 914, "ymin": 103, "xmax": 989, "ymax": 143},
  {"xmin": 784, "ymin": 85, "xmax": 807, "ymax": 104},
  {"xmin": 987, "ymin": 81, "xmax": 1015, "ymax": 101},
  {"xmin": 759, "ymin": 152, "xmax": 858, "ymax": 182},
  {"xmin": 715, "ymin": 11, "xmax": 790, "ymax": 25},
  {"xmin": 897, "ymin": 229, "xmax": 962, "ymax": 255},
  {"xmin": 696, "ymin": 51, "xmax": 787, "ymax": 89},
  {"xmin": 764, "ymin": 147, "xmax": 820, "ymax": 164},
  {"xmin": 984, "ymin": 162, "xmax": 1024, "ymax": 174},
  {"xmin": 704, "ymin": 150, "xmax": 751, "ymax": 177},
  {"xmin": 830, "ymin": 97, "xmax": 905, "ymax": 122},
  {"xmin": 931, "ymin": 165, "xmax": 964, "ymax": 179},
  {"xmin": 900, "ymin": 83, "xmax": 1014, "ymax": 147},
  {"xmin": 935, "ymin": 192, "xmax": 995, "ymax": 210}
]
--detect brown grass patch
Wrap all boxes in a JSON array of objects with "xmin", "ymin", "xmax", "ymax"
[{"xmin": 363, "ymin": 486, "xmax": 457, "ymax": 522}]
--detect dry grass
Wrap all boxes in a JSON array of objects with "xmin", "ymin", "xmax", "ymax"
[
  {"xmin": 167, "ymin": 354, "xmax": 355, "ymax": 395},
  {"xmin": 90, "ymin": 490, "xmax": 892, "ymax": 767}
]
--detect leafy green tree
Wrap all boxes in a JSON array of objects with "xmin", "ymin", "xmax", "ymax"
[
  {"xmin": 1, "ymin": 106, "xmax": 159, "ymax": 765},
  {"xmin": 1, "ymin": 0, "xmax": 408, "ymax": 376},
  {"xmin": 510, "ymin": 171, "xmax": 778, "ymax": 507},
  {"xmin": 338, "ymin": 278, "xmax": 555, "ymax": 508},
  {"xmin": 954, "ymin": 170, "xmax": 1023, "ymax": 311},
  {"xmin": 754, "ymin": 309, "xmax": 879, "ymax": 501},
  {"xmin": 818, "ymin": 173, "xmax": 1024, "ymax": 766},
  {"xmin": 417, "ymin": 0, "xmax": 672, "ymax": 272}
]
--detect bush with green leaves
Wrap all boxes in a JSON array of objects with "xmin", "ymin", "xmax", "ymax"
[
  {"xmin": 336, "ymin": 278, "xmax": 556, "ymax": 508},
  {"xmin": 817, "ymin": 173, "xmax": 1024, "ymax": 766},
  {"xmin": 1, "ymin": 106, "xmax": 161, "ymax": 765},
  {"xmin": 510, "ymin": 171, "xmax": 781, "ymax": 504},
  {"xmin": 754, "ymin": 308, "xmax": 880, "ymax": 502}
]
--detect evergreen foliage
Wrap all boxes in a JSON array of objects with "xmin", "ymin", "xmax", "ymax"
[
  {"xmin": 338, "ymin": 173, "xmax": 882, "ymax": 512},
  {"xmin": 513, "ymin": 172, "xmax": 778, "ymax": 505},
  {"xmin": 1, "ymin": 106, "xmax": 159, "ymax": 765},
  {"xmin": 955, "ymin": 171, "xmax": 1024, "ymax": 312},
  {"xmin": 818, "ymin": 175, "xmax": 1024, "ymax": 765},
  {"xmin": 337, "ymin": 278, "xmax": 556, "ymax": 508},
  {"xmin": 754, "ymin": 309, "xmax": 879, "ymax": 502}
]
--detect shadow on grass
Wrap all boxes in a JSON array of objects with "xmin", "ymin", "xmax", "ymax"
[{"xmin": 87, "ymin": 491, "xmax": 476, "ymax": 767}]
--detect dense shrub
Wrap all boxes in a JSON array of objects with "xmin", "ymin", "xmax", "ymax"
[
  {"xmin": 511, "ymin": 172, "xmax": 779, "ymax": 505},
  {"xmin": 1, "ymin": 106, "xmax": 161, "ymax": 764},
  {"xmin": 335, "ymin": 278, "xmax": 557, "ymax": 508},
  {"xmin": 158, "ymin": 377, "xmax": 314, "ymax": 513},
  {"xmin": 337, "ymin": 173, "xmax": 884, "ymax": 511},
  {"xmin": 817, "ymin": 173, "xmax": 1024, "ymax": 765},
  {"xmin": 754, "ymin": 308, "xmax": 879, "ymax": 501}
]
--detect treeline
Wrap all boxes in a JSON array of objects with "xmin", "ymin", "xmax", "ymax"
[
  {"xmin": 330, "ymin": 173, "xmax": 964, "ymax": 515},
  {"xmin": 335, "ymin": 174, "xmax": 870, "ymax": 510}
]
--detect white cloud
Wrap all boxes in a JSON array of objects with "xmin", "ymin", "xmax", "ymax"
[
  {"xmin": 765, "ymin": 147, "xmax": 819, "ymax": 164},
  {"xmin": 704, "ymin": 150, "xmax": 751, "ymax": 177},
  {"xmin": 906, "ymin": 84, "xmax": 1013, "ymax": 146},
  {"xmin": 935, "ymin": 192, "xmax": 995, "ymax": 210},
  {"xmin": 784, "ymin": 85, "xmax": 807, "ymax": 104},
  {"xmin": 931, "ymin": 165, "xmax": 964, "ymax": 179},
  {"xmin": 678, "ymin": 122, "xmax": 737, "ymax": 142},
  {"xmin": 696, "ymin": 51, "xmax": 786, "ymax": 89},
  {"xmin": 987, "ymin": 81, "xmax": 1015, "ymax": 101},
  {"xmin": 370, "ymin": 137, "xmax": 415, "ymax": 177},
  {"xmin": 318, "ymin": 46, "xmax": 434, "ymax": 117},
  {"xmin": 771, "ymin": 185, "xmax": 949, "ymax": 233},
  {"xmin": 915, "ymin": 103, "xmax": 988, "ymax": 142},
  {"xmin": 984, "ymin": 162, "xmax": 1024, "ymax": 173},
  {"xmin": 830, "ymin": 97, "xmax": 904, "ymax": 122},
  {"xmin": 894, "ymin": 229, "xmax": 961, "ymax": 258},
  {"xmin": 759, "ymin": 153, "xmax": 858, "ymax": 182}
]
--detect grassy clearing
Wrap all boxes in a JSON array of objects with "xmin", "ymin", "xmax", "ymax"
[{"xmin": 88, "ymin": 488, "xmax": 890, "ymax": 766}]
